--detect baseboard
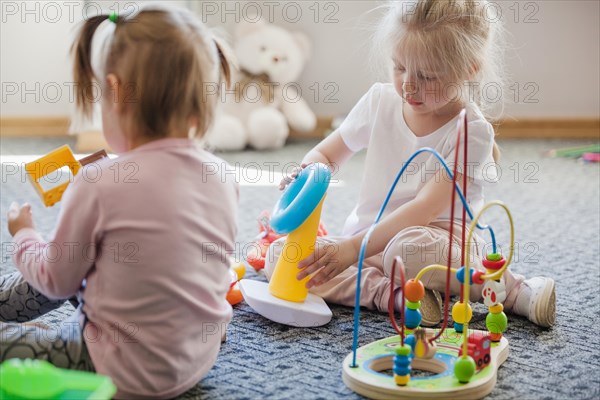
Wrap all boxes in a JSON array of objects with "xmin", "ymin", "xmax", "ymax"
[
  {"xmin": 1, "ymin": 117, "xmax": 71, "ymax": 137},
  {"xmin": 2, "ymin": 116, "xmax": 599, "ymax": 144},
  {"xmin": 294, "ymin": 117, "xmax": 600, "ymax": 140},
  {"xmin": 494, "ymin": 118, "xmax": 600, "ymax": 139}
]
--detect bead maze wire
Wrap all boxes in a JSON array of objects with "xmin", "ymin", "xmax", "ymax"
[
  {"xmin": 429, "ymin": 109, "xmax": 469, "ymax": 344},
  {"xmin": 459, "ymin": 112, "xmax": 469, "ymax": 304},
  {"xmin": 388, "ymin": 256, "xmax": 406, "ymax": 346},
  {"xmin": 461, "ymin": 201, "xmax": 515, "ymax": 356},
  {"xmin": 350, "ymin": 109, "xmax": 498, "ymax": 367}
]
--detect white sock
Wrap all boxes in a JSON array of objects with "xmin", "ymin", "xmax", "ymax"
[
  {"xmin": 511, "ymin": 282, "xmax": 532, "ymax": 317},
  {"xmin": 394, "ymin": 288, "xmax": 404, "ymax": 312}
]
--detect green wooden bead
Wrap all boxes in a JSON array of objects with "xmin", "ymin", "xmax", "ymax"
[
  {"xmin": 487, "ymin": 253, "xmax": 502, "ymax": 261},
  {"xmin": 395, "ymin": 344, "xmax": 412, "ymax": 356},
  {"xmin": 486, "ymin": 311, "xmax": 508, "ymax": 333},
  {"xmin": 454, "ymin": 356, "xmax": 476, "ymax": 383},
  {"xmin": 406, "ymin": 300, "xmax": 421, "ymax": 310}
]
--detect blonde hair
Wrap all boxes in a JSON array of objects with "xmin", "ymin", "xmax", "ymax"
[
  {"xmin": 372, "ymin": 0, "xmax": 506, "ymax": 120},
  {"xmin": 72, "ymin": 5, "xmax": 232, "ymax": 139}
]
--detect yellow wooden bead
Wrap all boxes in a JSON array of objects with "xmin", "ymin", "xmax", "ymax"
[
  {"xmin": 451, "ymin": 302, "xmax": 473, "ymax": 324},
  {"xmin": 489, "ymin": 303, "xmax": 504, "ymax": 314},
  {"xmin": 395, "ymin": 374, "xmax": 410, "ymax": 386}
]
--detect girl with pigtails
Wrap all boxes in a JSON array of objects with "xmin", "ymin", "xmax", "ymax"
[{"xmin": 2, "ymin": 5, "xmax": 238, "ymax": 398}]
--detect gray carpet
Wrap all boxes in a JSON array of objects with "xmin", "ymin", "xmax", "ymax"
[{"xmin": 1, "ymin": 137, "xmax": 599, "ymax": 399}]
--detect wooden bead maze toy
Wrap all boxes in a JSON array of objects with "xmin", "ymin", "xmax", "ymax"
[{"xmin": 342, "ymin": 110, "xmax": 514, "ymax": 399}]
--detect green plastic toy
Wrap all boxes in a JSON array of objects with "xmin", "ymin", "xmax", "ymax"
[{"xmin": 0, "ymin": 359, "xmax": 116, "ymax": 400}]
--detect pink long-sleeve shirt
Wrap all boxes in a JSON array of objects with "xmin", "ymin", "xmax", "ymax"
[{"xmin": 13, "ymin": 138, "xmax": 238, "ymax": 399}]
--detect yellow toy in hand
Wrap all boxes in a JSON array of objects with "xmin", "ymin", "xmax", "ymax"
[{"xmin": 25, "ymin": 145, "xmax": 107, "ymax": 207}]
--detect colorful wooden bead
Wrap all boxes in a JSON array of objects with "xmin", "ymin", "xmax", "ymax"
[
  {"xmin": 404, "ymin": 308, "xmax": 422, "ymax": 329},
  {"xmin": 456, "ymin": 267, "xmax": 474, "ymax": 284},
  {"xmin": 454, "ymin": 356, "xmax": 476, "ymax": 383},
  {"xmin": 454, "ymin": 322, "xmax": 464, "ymax": 333},
  {"xmin": 473, "ymin": 270, "xmax": 486, "ymax": 285},
  {"xmin": 404, "ymin": 334, "xmax": 416, "ymax": 352},
  {"xmin": 489, "ymin": 303, "xmax": 504, "ymax": 314},
  {"xmin": 406, "ymin": 300, "xmax": 421, "ymax": 310},
  {"xmin": 393, "ymin": 344, "xmax": 412, "ymax": 386},
  {"xmin": 395, "ymin": 344, "xmax": 412, "ymax": 356},
  {"xmin": 486, "ymin": 311, "xmax": 508, "ymax": 334},
  {"xmin": 404, "ymin": 279, "xmax": 425, "ymax": 302},
  {"xmin": 451, "ymin": 302, "xmax": 473, "ymax": 324},
  {"xmin": 482, "ymin": 254, "xmax": 506, "ymax": 271},
  {"xmin": 394, "ymin": 374, "xmax": 410, "ymax": 385}
]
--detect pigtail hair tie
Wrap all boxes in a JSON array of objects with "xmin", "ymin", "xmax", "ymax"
[{"xmin": 108, "ymin": 11, "xmax": 118, "ymax": 24}]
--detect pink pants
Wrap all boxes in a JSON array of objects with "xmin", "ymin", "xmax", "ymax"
[{"xmin": 264, "ymin": 221, "xmax": 524, "ymax": 312}]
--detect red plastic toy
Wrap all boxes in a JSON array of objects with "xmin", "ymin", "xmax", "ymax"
[{"xmin": 245, "ymin": 210, "xmax": 327, "ymax": 271}]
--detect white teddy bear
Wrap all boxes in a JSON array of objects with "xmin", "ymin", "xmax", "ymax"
[{"xmin": 206, "ymin": 19, "xmax": 317, "ymax": 151}]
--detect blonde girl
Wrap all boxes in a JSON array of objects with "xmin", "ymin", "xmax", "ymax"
[
  {"xmin": 2, "ymin": 5, "xmax": 238, "ymax": 398},
  {"xmin": 270, "ymin": 0, "xmax": 555, "ymax": 328}
]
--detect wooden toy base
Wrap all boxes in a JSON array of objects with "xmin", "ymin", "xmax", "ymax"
[
  {"xmin": 239, "ymin": 279, "xmax": 332, "ymax": 327},
  {"xmin": 342, "ymin": 329, "xmax": 508, "ymax": 400}
]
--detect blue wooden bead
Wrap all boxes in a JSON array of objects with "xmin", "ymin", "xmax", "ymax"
[
  {"xmin": 393, "ymin": 356, "xmax": 411, "ymax": 368},
  {"xmin": 454, "ymin": 322, "xmax": 464, "ymax": 333},
  {"xmin": 456, "ymin": 267, "xmax": 474, "ymax": 285},
  {"xmin": 394, "ymin": 366, "xmax": 411, "ymax": 376},
  {"xmin": 404, "ymin": 335, "xmax": 416, "ymax": 352},
  {"xmin": 405, "ymin": 308, "xmax": 422, "ymax": 329}
]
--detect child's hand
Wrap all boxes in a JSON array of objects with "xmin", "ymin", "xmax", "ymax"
[
  {"xmin": 7, "ymin": 202, "xmax": 35, "ymax": 236},
  {"xmin": 278, "ymin": 163, "xmax": 309, "ymax": 191},
  {"xmin": 296, "ymin": 239, "xmax": 358, "ymax": 288}
]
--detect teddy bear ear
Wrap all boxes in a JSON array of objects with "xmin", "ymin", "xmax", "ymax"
[
  {"xmin": 235, "ymin": 18, "xmax": 266, "ymax": 39},
  {"xmin": 292, "ymin": 32, "xmax": 312, "ymax": 61}
]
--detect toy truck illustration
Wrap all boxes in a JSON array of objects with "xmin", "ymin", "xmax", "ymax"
[{"xmin": 458, "ymin": 332, "xmax": 491, "ymax": 370}]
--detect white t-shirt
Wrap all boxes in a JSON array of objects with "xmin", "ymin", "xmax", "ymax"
[{"xmin": 339, "ymin": 83, "xmax": 498, "ymax": 236}]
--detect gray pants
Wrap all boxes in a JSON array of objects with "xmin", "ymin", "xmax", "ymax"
[{"xmin": 0, "ymin": 272, "xmax": 94, "ymax": 371}]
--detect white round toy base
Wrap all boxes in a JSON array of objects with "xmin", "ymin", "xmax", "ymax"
[{"xmin": 239, "ymin": 279, "xmax": 332, "ymax": 327}]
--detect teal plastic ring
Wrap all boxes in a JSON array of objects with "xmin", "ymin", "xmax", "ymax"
[{"xmin": 270, "ymin": 163, "xmax": 330, "ymax": 234}]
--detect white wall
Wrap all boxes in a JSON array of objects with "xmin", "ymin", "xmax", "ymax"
[
  {"xmin": 0, "ymin": 0, "xmax": 189, "ymax": 118},
  {"xmin": 1, "ymin": 0, "xmax": 81, "ymax": 116},
  {"xmin": 1, "ymin": 0, "xmax": 599, "ymax": 119},
  {"xmin": 501, "ymin": 0, "xmax": 599, "ymax": 118}
]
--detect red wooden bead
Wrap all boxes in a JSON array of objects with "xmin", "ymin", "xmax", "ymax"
[
  {"xmin": 482, "ymin": 257, "xmax": 505, "ymax": 271},
  {"xmin": 473, "ymin": 271, "xmax": 486, "ymax": 285}
]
